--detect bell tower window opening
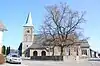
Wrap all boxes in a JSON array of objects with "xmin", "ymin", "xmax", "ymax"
[{"xmin": 27, "ymin": 30, "xmax": 30, "ymax": 33}]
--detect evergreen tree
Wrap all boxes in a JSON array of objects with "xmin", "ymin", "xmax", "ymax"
[
  {"xmin": 6, "ymin": 46, "xmax": 10, "ymax": 55},
  {"xmin": 2, "ymin": 45, "xmax": 6, "ymax": 55},
  {"xmin": 8, "ymin": 46, "xmax": 10, "ymax": 54},
  {"xmin": 18, "ymin": 43, "xmax": 22, "ymax": 56},
  {"xmin": 6, "ymin": 47, "xmax": 9, "ymax": 55}
]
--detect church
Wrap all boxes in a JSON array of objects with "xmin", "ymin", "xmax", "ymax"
[{"xmin": 21, "ymin": 12, "xmax": 97, "ymax": 60}]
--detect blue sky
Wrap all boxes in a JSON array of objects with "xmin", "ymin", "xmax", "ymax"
[{"xmin": 0, "ymin": 0, "xmax": 100, "ymax": 52}]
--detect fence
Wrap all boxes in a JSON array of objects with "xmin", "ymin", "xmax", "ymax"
[{"xmin": 31, "ymin": 56, "xmax": 63, "ymax": 61}]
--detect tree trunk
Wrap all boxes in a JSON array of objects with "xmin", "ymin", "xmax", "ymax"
[
  {"xmin": 60, "ymin": 46, "xmax": 63, "ymax": 56},
  {"xmin": 52, "ymin": 46, "xmax": 55, "ymax": 56}
]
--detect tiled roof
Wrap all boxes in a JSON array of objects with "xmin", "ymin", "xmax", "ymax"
[
  {"xmin": 80, "ymin": 40, "xmax": 90, "ymax": 48},
  {"xmin": 29, "ymin": 34, "xmax": 46, "ymax": 49},
  {"xmin": 29, "ymin": 34, "xmax": 90, "ymax": 49}
]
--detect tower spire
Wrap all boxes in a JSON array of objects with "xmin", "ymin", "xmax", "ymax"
[{"xmin": 24, "ymin": 12, "xmax": 33, "ymax": 27}]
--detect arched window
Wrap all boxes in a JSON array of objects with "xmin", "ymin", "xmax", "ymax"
[
  {"xmin": 33, "ymin": 51, "xmax": 38, "ymax": 56},
  {"xmin": 82, "ymin": 50, "xmax": 87, "ymax": 55},
  {"xmin": 41, "ymin": 51, "xmax": 46, "ymax": 56},
  {"xmin": 76, "ymin": 48, "xmax": 78, "ymax": 56},
  {"xmin": 69, "ymin": 48, "xmax": 70, "ymax": 55}
]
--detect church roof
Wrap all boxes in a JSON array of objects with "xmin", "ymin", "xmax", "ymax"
[
  {"xmin": 23, "ymin": 12, "xmax": 33, "ymax": 27},
  {"xmin": 28, "ymin": 34, "xmax": 90, "ymax": 49},
  {"xmin": 80, "ymin": 40, "xmax": 90, "ymax": 48},
  {"xmin": 29, "ymin": 34, "xmax": 46, "ymax": 49},
  {"xmin": 0, "ymin": 21, "xmax": 7, "ymax": 31},
  {"xmin": 29, "ymin": 44, "xmax": 45, "ymax": 49}
]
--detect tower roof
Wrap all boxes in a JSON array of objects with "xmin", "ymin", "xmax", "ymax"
[{"xmin": 23, "ymin": 12, "xmax": 33, "ymax": 27}]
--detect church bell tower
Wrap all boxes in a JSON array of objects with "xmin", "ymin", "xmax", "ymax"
[{"xmin": 22, "ymin": 12, "xmax": 34, "ymax": 56}]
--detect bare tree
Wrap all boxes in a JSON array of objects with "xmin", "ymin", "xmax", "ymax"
[{"xmin": 41, "ymin": 3, "xmax": 86, "ymax": 56}]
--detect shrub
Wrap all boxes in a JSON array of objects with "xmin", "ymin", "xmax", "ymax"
[{"xmin": 0, "ymin": 54, "xmax": 5, "ymax": 64}]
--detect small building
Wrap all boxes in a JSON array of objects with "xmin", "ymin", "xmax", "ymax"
[{"xmin": 21, "ymin": 12, "xmax": 91, "ymax": 60}]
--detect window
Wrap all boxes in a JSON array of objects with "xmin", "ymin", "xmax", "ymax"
[
  {"xmin": 27, "ymin": 45, "xmax": 28, "ymax": 47},
  {"xmin": 69, "ymin": 48, "xmax": 70, "ymax": 55},
  {"xmin": 27, "ymin": 30, "xmax": 30, "ymax": 33},
  {"xmin": 12, "ymin": 55, "xmax": 20, "ymax": 57},
  {"xmin": 82, "ymin": 50, "xmax": 87, "ymax": 55},
  {"xmin": 74, "ymin": 47, "xmax": 78, "ymax": 56}
]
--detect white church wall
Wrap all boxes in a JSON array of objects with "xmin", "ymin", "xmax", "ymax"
[
  {"xmin": 63, "ymin": 46, "xmax": 70, "ymax": 56},
  {"xmin": 48, "ymin": 52, "xmax": 53, "ymax": 56},
  {"xmin": 54, "ymin": 46, "xmax": 60, "ymax": 56},
  {"xmin": 91, "ymin": 51, "xmax": 94, "ymax": 58},
  {"xmin": 0, "ymin": 31, "xmax": 3, "ymax": 44},
  {"xmin": 96, "ymin": 52, "xmax": 99, "ymax": 58},
  {"xmin": 87, "ymin": 48, "xmax": 91, "ymax": 57},
  {"xmin": 78, "ymin": 46, "xmax": 82, "ymax": 58}
]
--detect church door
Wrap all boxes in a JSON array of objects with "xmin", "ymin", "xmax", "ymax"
[
  {"xmin": 33, "ymin": 51, "xmax": 38, "ymax": 56},
  {"xmin": 41, "ymin": 51, "xmax": 46, "ymax": 56},
  {"xmin": 25, "ymin": 49, "xmax": 30, "ymax": 57}
]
